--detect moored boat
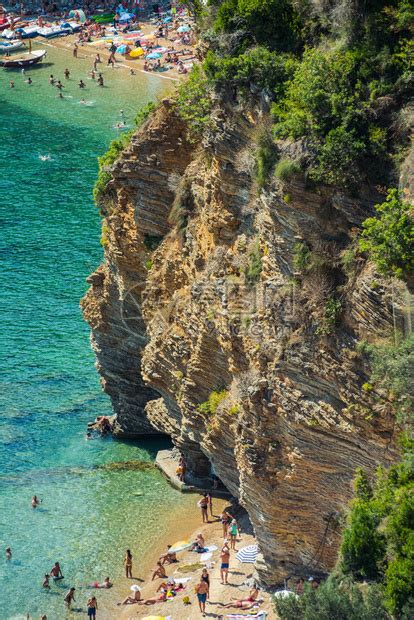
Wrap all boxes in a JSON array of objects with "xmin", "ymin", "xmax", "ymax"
[
  {"xmin": 0, "ymin": 40, "xmax": 24, "ymax": 52},
  {"xmin": 0, "ymin": 49, "xmax": 46, "ymax": 67}
]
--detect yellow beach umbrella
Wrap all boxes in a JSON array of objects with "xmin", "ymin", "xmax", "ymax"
[
  {"xmin": 129, "ymin": 47, "xmax": 144, "ymax": 58},
  {"xmin": 169, "ymin": 539, "xmax": 192, "ymax": 553}
]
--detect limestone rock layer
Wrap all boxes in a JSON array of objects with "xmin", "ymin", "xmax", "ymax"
[{"xmin": 81, "ymin": 101, "xmax": 403, "ymax": 584}]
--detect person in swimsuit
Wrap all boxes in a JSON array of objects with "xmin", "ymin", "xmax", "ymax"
[
  {"xmin": 220, "ymin": 544, "xmax": 230, "ymax": 584},
  {"xmin": 192, "ymin": 533, "xmax": 205, "ymax": 552},
  {"xmin": 151, "ymin": 561, "xmax": 166, "ymax": 581},
  {"xmin": 79, "ymin": 79, "xmax": 86, "ymax": 89},
  {"xmin": 64, "ymin": 587, "xmax": 75, "ymax": 608},
  {"xmin": 42, "ymin": 574, "xmax": 50, "ymax": 589},
  {"xmin": 220, "ymin": 510, "xmax": 232, "ymax": 538},
  {"xmin": 117, "ymin": 588, "xmax": 141, "ymax": 605},
  {"xmin": 198, "ymin": 494, "xmax": 209, "ymax": 523},
  {"xmin": 159, "ymin": 545, "xmax": 177, "ymax": 565},
  {"xmin": 64, "ymin": 68, "xmax": 70, "ymax": 79},
  {"xmin": 124, "ymin": 549, "xmax": 133, "ymax": 578},
  {"xmin": 218, "ymin": 586, "xmax": 259, "ymax": 608},
  {"xmin": 6, "ymin": 547, "xmax": 12, "ymax": 560},
  {"xmin": 195, "ymin": 578, "xmax": 209, "ymax": 616},
  {"xmin": 229, "ymin": 518, "xmax": 239, "ymax": 550},
  {"xmin": 87, "ymin": 595, "xmax": 98, "ymax": 618},
  {"xmin": 201, "ymin": 568, "xmax": 210, "ymax": 598},
  {"xmin": 50, "ymin": 562, "xmax": 63, "ymax": 580}
]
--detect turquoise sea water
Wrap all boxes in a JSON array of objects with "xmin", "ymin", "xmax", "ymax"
[{"xmin": 0, "ymin": 43, "xmax": 191, "ymax": 619}]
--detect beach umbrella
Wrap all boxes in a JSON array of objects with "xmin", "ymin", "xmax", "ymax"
[
  {"xmin": 130, "ymin": 584, "xmax": 141, "ymax": 592},
  {"xmin": 129, "ymin": 47, "xmax": 144, "ymax": 58},
  {"xmin": 236, "ymin": 544, "xmax": 258, "ymax": 563},
  {"xmin": 119, "ymin": 12, "xmax": 134, "ymax": 22},
  {"xmin": 146, "ymin": 51, "xmax": 162, "ymax": 60},
  {"xmin": 163, "ymin": 16, "xmax": 173, "ymax": 23},
  {"xmin": 177, "ymin": 25, "xmax": 190, "ymax": 33},
  {"xmin": 169, "ymin": 539, "xmax": 192, "ymax": 553},
  {"xmin": 117, "ymin": 44, "xmax": 127, "ymax": 53}
]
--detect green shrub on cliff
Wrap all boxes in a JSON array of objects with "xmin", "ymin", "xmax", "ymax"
[
  {"xmin": 176, "ymin": 65, "xmax": 212, "ymax": 139},
  {"xmin": 359, "ymin": 189, "xmax": 414, "ymax": 280},
  {"xmin": 197, "ymin": 390, "xmax": 228, "ymax": 415},
  {"xmin": 93, "ymin": 131, "xmax": 133, "ymax": 206}
]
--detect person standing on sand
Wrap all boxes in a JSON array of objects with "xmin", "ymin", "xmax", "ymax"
[
  {"xmin": 220, "ymin": 543, "xmax": 230, "ymax": 585},
  {"xmin": 206, "ymin": 491, "xmax": 213, "ymax": 517},
  {"xmin": 195, "ymin": 578, "xmax": 209, "ymax": 616},
  {"xmin": 201, "ymin": 568, "xmax": 210, "ymax": 598},
  {"xmin": 221, "ymin": 509, "xmax": 232, "ymax": 538},
  {"xmin": 124, "ymin": 549, "xmax": 133, "ymax": 578},
  {"xmin": 198, "ymin": 493, "xmax": 209, "ymax": 523},
  {"xmin": 73, "ymin": 43, "xmax": 78, "ymax": 58},
  {"xmin": 229, "ymin": 518, "xmax": 239, "ymax": 550},
  {"xmin": 64, "ymin": 587, "xmax": 75, "ymax": 608},
  {"xmin": 87, "ymin": 595, "xmax": 98, "ymax": 618}
]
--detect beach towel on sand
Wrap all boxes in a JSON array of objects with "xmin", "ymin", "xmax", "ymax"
[{"xmin": 225, "ymin": 611, "xmax": 267, "ymax": 620}]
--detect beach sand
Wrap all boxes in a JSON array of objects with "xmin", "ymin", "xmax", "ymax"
[
  {"xmin": 33, "ymin": 19, "xmax": 197, "ymax": 83},
  {"xmin": 117, "ymin": 498, "xmax": 277, "ymax": 620}
]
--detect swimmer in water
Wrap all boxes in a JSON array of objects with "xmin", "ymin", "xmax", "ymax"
[
  {"xmin": 64, "ymin": 68, "xmax": 70, "ymax": 79},
  {"xmin": 31, "ymin": 495, "xmax": 41, "ymax": 507},
  {"xmin": 21, "ymin": 68, "xmax": 25, "ymax": 76},
  {"xmin": 43, "ymin": 573, "xmax": 50, "ymax": 589},
  {"xmin": 90, "ymin": 69, "xmax": 96, "ymax": 80},
  {"xmin": 80, "ymin": 98, "xmax": 86, "ymax": 104},
  {"xmin": 26, "ymin": 77, "xmax": 33, "ymax": 85},
  {"xmin": 64, "ymin": 587, "xmax": 76, "ymax": 608},
  {"xmin": 97, "ymin": 74, "xmax": 104, "ymax": 87},
  {"xmin": 86, "ymin": 430, "xmax": 92, "ymax": 438},
  {"xmin": 39, "ymin": 154, "xmax": 51, "ymax": 161},
  {"xmin": 79, "ymin": 79, "xmax": 86, "ymax": 89},
  {"xmin": 9, "ymin": 80, "xmax": 14, "ymax": 88},
  {"xmin": 6, "ymin": 547, "xmax": 12, "ymax": 560},
  {"xmin": 50, "ymin": 562, "xmax": 64, "ymax": 580}
]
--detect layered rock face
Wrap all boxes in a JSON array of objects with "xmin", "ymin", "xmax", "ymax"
[{"xmin": 82, "ymin": 100, "xmax": 406, "ymax": 583}]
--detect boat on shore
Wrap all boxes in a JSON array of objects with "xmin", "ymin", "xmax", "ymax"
[
  {"xmin": 0, "ymin": 40, "xmax": 24, "ymax": 52},
  {"xmin": 0, "ymin": 49, "xmax": 46, "ymax": 67}
]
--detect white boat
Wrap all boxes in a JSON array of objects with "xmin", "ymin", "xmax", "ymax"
[
  {"xmin": 0, "ymin": 49, "xmax": 46, "ymax": 67},
  {"xmin": 3, "ymin": 25, "xmax": 38, "ymax": 39},
  {"xmin": 0, "ymin": 40, "xmax": 24, "ymax": 52}
]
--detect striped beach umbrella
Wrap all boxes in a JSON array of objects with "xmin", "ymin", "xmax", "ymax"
[{"xmin": 236, "ymin": 544, "xmax": 258, "ymax": 563}]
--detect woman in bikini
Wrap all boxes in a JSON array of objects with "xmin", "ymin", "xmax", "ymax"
[{"xmin": 124, "ymin": 549, "xmax": 133, "ymax": 578}]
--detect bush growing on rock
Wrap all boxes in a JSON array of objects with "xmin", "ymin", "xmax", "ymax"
[{"xmin": 359, "ymin": 189, "xmax": 414, "ymax": 281}]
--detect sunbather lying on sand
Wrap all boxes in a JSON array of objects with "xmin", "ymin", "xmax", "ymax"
[{"xmin": 217, "ymin": 587, "xmax": 259, "ymax": 609}]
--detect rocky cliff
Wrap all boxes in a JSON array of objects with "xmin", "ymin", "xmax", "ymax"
[{"xmin": 81, "ymin": 98, "xmax": 411, "ymax": 584}]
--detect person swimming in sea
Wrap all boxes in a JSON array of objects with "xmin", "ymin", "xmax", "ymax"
[
  {"xmin": 39, "ymin": 154, "xmax": 51, "ymax": 161},
  {"xmin": 26, "ymin": 77, "xmax": 33, "ymax": 85},
  {"xmin": 97, "ymin": 74, "xmax": 104, "ymax": 87},
  {"xmin": 9, "ymin": 80, "xmax": 14, "ymax": 88},
  {"xmin": 90, "ymin": 576, "xmax": 112, "ymax": 588},
  {"xmin": 64, "ymin": 68, "xmax": 70, "ymax": 79},
  {"xmin": 42, "ymin": 573, "xmax": 50, "ymax": 589},
  {"xmin": 31, "ymin": 495, "xmax": 41, "ymax": 508},
  {"xmin": 50, "ymin": 561, "xmax": 64, "ymax": 580},
  {"xmin": 6, "ymin": 547, "xmax": 12, "ymax": 560},
  {"xmin": 78, "ymin": 79, "xmax": 86, "ymax": 89},
  {"xmin": 49, "ymin": 74, "xmax": 55, "ymax": 85}
]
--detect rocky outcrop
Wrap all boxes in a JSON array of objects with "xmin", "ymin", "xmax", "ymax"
[{"xmin": 82, "ymin": 99, "xmax": 407, "ymax": 583}]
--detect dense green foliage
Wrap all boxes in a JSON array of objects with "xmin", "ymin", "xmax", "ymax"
[
  {"xmin": 214, "ymin": 0, "xmax": 300, "ymax": 51},
  {"xmin": 176, "ymin": 65, "xmax": 213, "ymax": 138},
  {"xmin": 245, "ymin": 237, "xmax": 263, "ymax": 283},
  {"xmin": 339, "ymin": 447, "xmax": 414, "ymax": 617},
  {"xmin": 197, "ymin": 390, "xmax": 228, "ymax": 415},
  {"xmin": 359, "ymin": 334, "xmax": 414, "ymax": 423},
  {"xmin": 274, "ymin": 158, "xmax": 300, "ymax": 181},
  {"xmin": 255, "ymin": 130, "xmax": 278, "ymax": 188},
  {"xmin": 275, "ymin": 579, "xmax": 389, "ymax": 620},
  {"xmin": 359, "ymin": 189, "xmax": 414, "ymax": 280}
]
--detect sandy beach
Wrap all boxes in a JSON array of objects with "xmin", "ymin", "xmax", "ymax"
[
  {"xmin": 28, "ymin": 18, "xmax": 197, "ymax": 82},
  {"xmin": 116, "ymin": 497, "xmax": 277, "ymax": 620}
]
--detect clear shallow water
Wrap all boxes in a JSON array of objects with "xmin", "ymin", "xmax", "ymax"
[{"xmin": 0, "ymin": 43, "xmax": 191, "ymax": 619}]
